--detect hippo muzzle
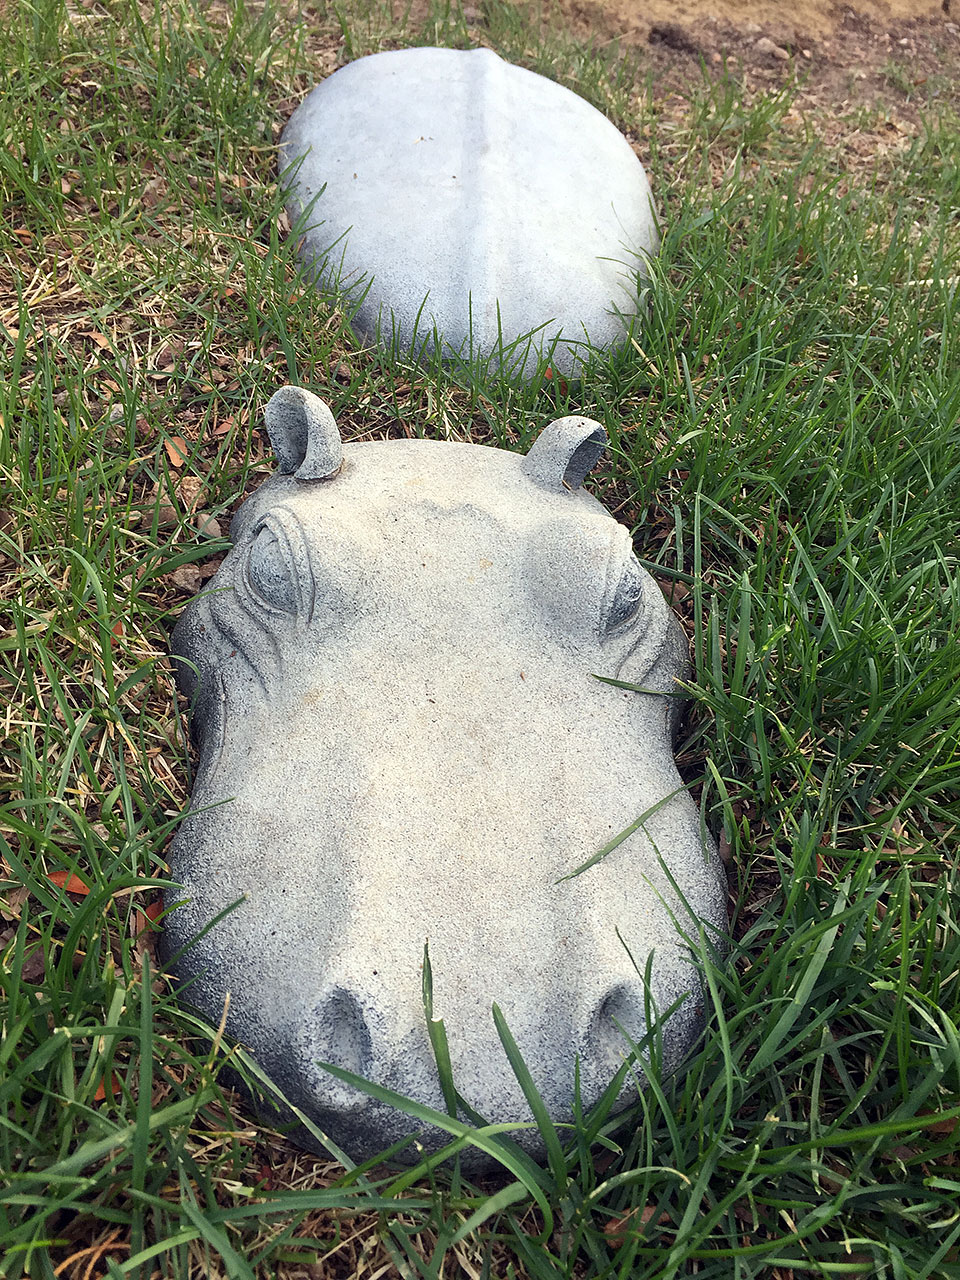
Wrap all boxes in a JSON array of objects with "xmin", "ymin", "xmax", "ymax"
[{"xmin": 164, "ymin": 386, "xmax": 727, "ymax": 1163}]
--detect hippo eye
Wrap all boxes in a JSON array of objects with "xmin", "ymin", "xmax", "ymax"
[
  {"xmin": 246, "ymin": 523, "xmax": 298, "ymax": 613},
  {"xmin": 604, "ymin": 555, "xmax": 646, "ymax": 636}
]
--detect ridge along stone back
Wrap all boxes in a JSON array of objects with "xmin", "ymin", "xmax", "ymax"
[
  {"xmin": 280, "ymin": 47, "xmax": 659, "ymax": 380},
  {"xmin": 162, "ymin": 386, "xmax": 727, "ymax": 1167}
]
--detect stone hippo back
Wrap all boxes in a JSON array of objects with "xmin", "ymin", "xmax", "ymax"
[{"xmin": 164, "ymin": 386, "xmax": 727, "ymax": 1162}]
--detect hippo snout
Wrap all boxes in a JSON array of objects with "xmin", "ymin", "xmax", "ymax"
[
  {"xmin": 265, "ymin": 956, "xmax": 702, "ymax": 1158},
  {"xmin": 285, "ymin": 972, "xmax": 675, "ymax": 1146}
]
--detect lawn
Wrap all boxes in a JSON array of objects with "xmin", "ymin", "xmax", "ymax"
[{"xmin": 2, "ymin": 0, "xmax": 959, "ymax": 1276}]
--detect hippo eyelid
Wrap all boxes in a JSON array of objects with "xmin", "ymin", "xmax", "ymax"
[
  {"xmin": 241, "ymin": 511, "xmax": 315, "ymax": 623},
  {"xmin": 600, "ymin": 539, "xmax": 647, "ymax": 640}
]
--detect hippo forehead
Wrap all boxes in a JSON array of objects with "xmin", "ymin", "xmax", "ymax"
[
  {"xmin": 232, "ymin": 438, "xmax": 634, "ymax": 631},
  {"xmin": 236, "ymin": 435, "xmax": 620, "ymax": 532}
]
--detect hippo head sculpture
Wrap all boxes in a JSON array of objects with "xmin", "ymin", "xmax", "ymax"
[{"xmin": 164, "ymin": 386, "xmax": 727, "ymax": 1165}]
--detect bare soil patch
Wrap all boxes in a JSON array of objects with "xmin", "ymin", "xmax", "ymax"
[
  {"xmin": 550, "ymin": 0, "xmax": 960, "ymax": 124},
  {"xmin": 560, "ymin": 0, "xmax": 946, "ymax": 45}
]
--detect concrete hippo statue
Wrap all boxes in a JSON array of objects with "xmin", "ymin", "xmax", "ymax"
[{"xmin": 164, "ymin": 386, "xmax": 727, "ymax": 1163}]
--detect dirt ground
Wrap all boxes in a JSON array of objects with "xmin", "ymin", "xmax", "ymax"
[{"xmin": 544, "ymin": 0, "xmax": 959, "ymax": 120}]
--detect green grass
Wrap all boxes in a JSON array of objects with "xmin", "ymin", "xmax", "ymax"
[{"xmin": 2, "ymin": 0, "xmax": 959, "ymax": 1275}]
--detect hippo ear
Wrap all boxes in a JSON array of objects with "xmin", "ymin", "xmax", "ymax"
[
  {"xmin": 264, "ymin": 386, "xmax": 344, "ymax": 481},
  {"xmin": 522, "ymin": 416, "xmax": 608, "ymax": 491}
]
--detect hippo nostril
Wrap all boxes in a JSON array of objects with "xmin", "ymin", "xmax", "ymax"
[
  {"xmin": 579, "ymin": 982, "xmax": 651, "ymax": 1097},
  {"xmin": 595, "ymin": 983, "xmax": 647, "ymax": 1050},
  {"xmin": 321, "ymin": 989, "xmax": 373, "ymax": 1073},
  {"xmin": 582, "ymin": 968, "xmax": 706, "ymax": 1102},
  {"xmin": 295, "ymin": 987, "xmax": 374, "ymax": 1112}
]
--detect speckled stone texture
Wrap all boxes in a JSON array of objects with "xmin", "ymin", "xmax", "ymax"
[
  {"xmin": 279, "ymin": 47, "xmax": 659, "ymax": 378},
  {"xmin": 163, "ymin": 386, "xmax": 726, "ymax": 1166}
]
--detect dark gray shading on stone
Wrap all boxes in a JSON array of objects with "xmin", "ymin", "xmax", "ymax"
[
  {"xmin": 163, "ymin": 386, "xmax": 727, "ymax": 1167},
  {"xmin": 279, "ymin": 47, "xmax": 659, "ymax": 379}
]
